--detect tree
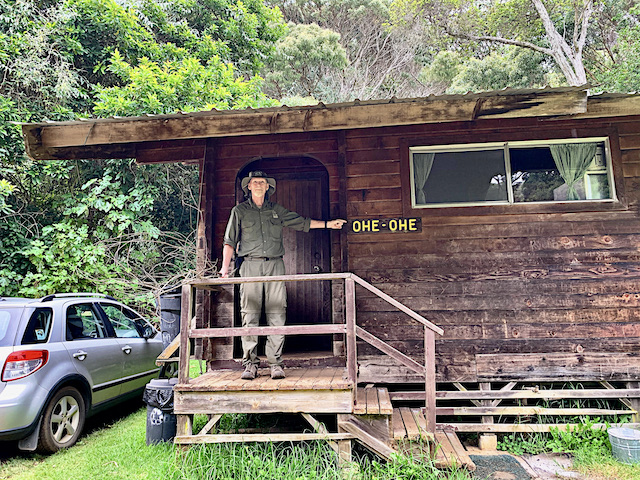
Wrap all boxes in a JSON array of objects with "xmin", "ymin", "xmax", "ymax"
[
  {"xmin": 263, "ymin": 23, "xmax": 348, "ymax": 100},
  {"xmin": 442, "ymin": 48, "xmax": 547, "ymax": 93},
  {"xmin": 271, "ymin": 0, "xmax": 431, "ymax": 101},
  {"xmin": 392, "ymin": 0, "xmax": 598, "ymax": 86},
  {"xmin": 0, "ymin": 0, "xmax": 284, "ymax": 310},
  {"xmin": 136, "ymin": 0, "xmax": 286, "ymax": 75},
  {"xmin": 593, "ymin": 3, "xmax": 640, "ymax": 92}
]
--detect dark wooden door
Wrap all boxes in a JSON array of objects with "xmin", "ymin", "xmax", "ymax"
[{"xmin": 236, "ymin": 160, "xmax": 332, "ymax": 353}]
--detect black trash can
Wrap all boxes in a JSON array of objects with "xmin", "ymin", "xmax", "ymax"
[
  {"xmin": 144, "ymin": 378, "xmax": 178, "ymax": 445},
  {"xmin": 158, "ymin": 289, "xmax": 181, "ymax": 350}
]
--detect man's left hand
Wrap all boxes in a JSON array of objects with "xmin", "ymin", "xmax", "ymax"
[{"xmin": 327, "ymin": 219, "xmax": 347, "ymax": 229}]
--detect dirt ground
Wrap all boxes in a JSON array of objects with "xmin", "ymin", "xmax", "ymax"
[{"xmin": 466, "ymin": 447, "xmax": 587, "ymax": 480}]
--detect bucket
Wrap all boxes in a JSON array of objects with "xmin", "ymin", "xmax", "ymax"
[
  {"xmin": 608, "ymin": 427, "xmax": 640, "ymax": 464},
  {"xmin": 143, "ymin": 378, "xmax": 178, "ymax": 445}
]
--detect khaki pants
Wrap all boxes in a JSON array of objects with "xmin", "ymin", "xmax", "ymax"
[{"xmin": 239, "ymin": 258, "xmax": 286, "ymax": 367}]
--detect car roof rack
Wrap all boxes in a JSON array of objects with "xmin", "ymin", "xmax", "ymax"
[{"xmin": 40, "ymin": 293, "xmax": 116, "ymax": 302}]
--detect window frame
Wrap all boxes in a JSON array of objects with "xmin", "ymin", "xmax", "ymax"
[{"xmin": 409, "ymin": 137, "xmax": 616, "ymax": 209}]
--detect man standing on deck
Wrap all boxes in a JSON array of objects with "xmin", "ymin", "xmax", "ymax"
[{"xmin": 220, "ymin": 171, "xmax": 346, "ymax": 380}]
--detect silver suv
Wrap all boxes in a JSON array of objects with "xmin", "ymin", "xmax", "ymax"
[{"xmin": 0, "ymin": 294, "xmax": 163, "ymax": 453}]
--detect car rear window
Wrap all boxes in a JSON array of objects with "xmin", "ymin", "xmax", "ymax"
[{"xmin": 0, "ymin": 308, "xmax": 22, "ymax": 347}]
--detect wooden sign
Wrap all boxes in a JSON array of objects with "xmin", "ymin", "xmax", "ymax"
[{"xmin": 348, "ymin": 217, "xmax": 422, "ymax": 234}]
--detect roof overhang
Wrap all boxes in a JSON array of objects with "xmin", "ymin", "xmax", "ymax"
[{"xmin": 19, "ymin": 86, "xmax": 640, "ymax": 162}]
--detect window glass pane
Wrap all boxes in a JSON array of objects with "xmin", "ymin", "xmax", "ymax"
[
  {"xmin": 586, "ymin": 173, "xmax": 610, "ymax": 199},
  {"xmin": 510, "ymin": 147, "xmax": 565, "ymax": 202},
  {"xmin": 415, "ymin": 149, "xmax": 508, "ymax": 205},
  {"xmin": 22, "ymin": 308, "xmax": 53, "ymax": 344},
  {"xmin": 510, "ymin": 142, "xmax": 610, "ymax": 202},
  {"xmin": 66, "ymin": 304, "xmax": 108, "ymax": 340},
  {"xmin": 100, "ymin": 303, "xmax": 142, "ymax": 338}
]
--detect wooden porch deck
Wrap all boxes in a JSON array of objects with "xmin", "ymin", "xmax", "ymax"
[
  {"xmin": 172, "ymin": 367, "xmax": 475, "ymax": 470},
  {"xmin": 170, "ymin": 274, "xmax": 464, "ymax": 469},
  {"xmin": 174, "ymin": 367, "xmax": 354, "ymax": 415}
]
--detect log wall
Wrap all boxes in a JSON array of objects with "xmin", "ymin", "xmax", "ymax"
[{"xmin": 205, "ymin": 114, "xmax": 640, "ymax": 384}]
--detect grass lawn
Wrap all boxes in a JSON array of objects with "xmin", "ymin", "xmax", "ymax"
[
  {"xmin": 0, "ymin": 405, "xmax": 472, "ymax": 480},
  {"xmin": 0, "ymin": 361, "xmax": 471, "ymax": 480}
]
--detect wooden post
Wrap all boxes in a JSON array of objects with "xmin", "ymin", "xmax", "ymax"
[
  {"xmin": 178, "ymin": 284, "xmax": 192, "ymax": 384},
  {"xmin": 628, "ymin": 381, "xmax": 640, "ymax": 424},
  {"xmin": 345, "ymin": 277, "xmax": 357, "ymax": 386},
  {"xmin": 424, "ymin": 327, "xmax": 436, "ymax": 434},
  {"xmin": 176, "ymin": 414, "xmax": 193, "ymax": 438},
  {"xmin": 337, "ymin": 439, "xmax": 352, "ymax": 467},
  {"xmin": 479, "ymin": 382, "xmax": 498, "ymax": 450}
]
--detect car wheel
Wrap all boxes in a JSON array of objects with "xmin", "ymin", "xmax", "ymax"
[{"xmin": 37, "ymin": 387, "xmax": 86, "ymax": 453}]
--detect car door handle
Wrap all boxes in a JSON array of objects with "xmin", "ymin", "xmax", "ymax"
[
  {"xmin": 72, "ymin": 351, "xmax": 87, "ymax": 361},
  {"xmin": 122, "ymin": 346, "xmax": 132, "ymax": 355}
]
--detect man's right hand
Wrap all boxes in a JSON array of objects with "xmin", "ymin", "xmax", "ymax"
[{"xmin": 220, "ymin": 265, "xmax": 229, "ymax": 278}]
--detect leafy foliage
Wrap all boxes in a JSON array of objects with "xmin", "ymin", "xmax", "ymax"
[
  {"xmin": 263, "ymin": 22, "xmax": 348, "ymax": 99},
  {"xmin": 95, "ymin": 52, "xmax": 275, "ymax": 116},
  {"xmin": 0, "ymin": 0, "xmax": 283, "ymax": 311},
  {"xmin": 594, "ymin": 4, "xmax": 640, "ymax": 92},
  {"xmin": 498, "ymin": 416, "xmax": 613, "ymax": 456}
]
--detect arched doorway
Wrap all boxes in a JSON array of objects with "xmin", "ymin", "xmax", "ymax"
[{"xmin": 233, "ymin": 157, "xmax": 332, "ymax": 356}]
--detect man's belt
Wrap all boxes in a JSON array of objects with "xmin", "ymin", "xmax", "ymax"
[{"xmin": 243, "ymin": 256, "xmax": 283, "ymax": 261}]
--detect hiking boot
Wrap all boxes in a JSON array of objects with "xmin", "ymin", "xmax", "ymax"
[
  {"xmin": 241, "ymin": 364, "xmax": 258, "ymax": 380},
  {"xmin": 270, "ymin": 365, "xmax": 285, "ymax": 379}
]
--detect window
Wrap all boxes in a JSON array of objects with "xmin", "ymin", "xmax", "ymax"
[
  {"xmin": 99, "ymin": 303, "xmax": 143, "ymax": 338},
  {"xmin": 66, "ymin": 304, "xmax": 108, "ymax": 340},
  {"xmin": 410, "ymin": 138, "xmax": 614, "ymax": 208},
  {"xmin": 22, "ymin": 308, "xmax": 53, "ymax": 344}
]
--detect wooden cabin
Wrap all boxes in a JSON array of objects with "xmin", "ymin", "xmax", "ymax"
[{"xmin": 21, "ymin": 86, "xmax": 640, "ymax": 459}]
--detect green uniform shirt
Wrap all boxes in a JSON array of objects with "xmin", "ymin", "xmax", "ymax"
[{"xmin": 223, "ymin": 199, "xmax": 311, "ymax": 258}]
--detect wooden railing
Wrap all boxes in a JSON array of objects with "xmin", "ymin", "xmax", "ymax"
[{"xmin": 178, "ymin": 272, "xmax": 444, "ymax": 432}]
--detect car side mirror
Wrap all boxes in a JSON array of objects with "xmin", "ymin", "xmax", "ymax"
[{"xmin": 142, "ymin": 325, "xmax": 155, "ymax": 340}]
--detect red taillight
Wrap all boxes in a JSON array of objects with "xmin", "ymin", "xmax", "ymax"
[{"xmin": 1, "ymin": 350, "xmax": 49, "ymax": 382}]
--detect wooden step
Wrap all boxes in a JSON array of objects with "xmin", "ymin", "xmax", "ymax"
[
  {"xmin": 354, "ymin": 385, "xmax": 393, "ymax": 415},
  {"xmin": 337, "ymin": 414, "xmax": 396, "ymax": 460},
  {"xmin": 433, "ymin": 429, "xmax": 476, "ymax": 471},
  {"xmin": 392, "ymin": 407, "xmax": 434, "ymax": 442}
]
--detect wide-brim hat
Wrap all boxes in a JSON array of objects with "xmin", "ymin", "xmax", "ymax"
[{"xmin": 241, "ymin": 170, "xmax": 276, "ymax": 195}]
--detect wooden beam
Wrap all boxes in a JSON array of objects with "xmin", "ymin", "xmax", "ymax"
[
  {"xmin": 437, "ymin": 422, "xmax": 640, "ymax": 433},
  {"xmin": 355, "ymin": 326, "xmax": 424, "ymax": 375},
  {"xmin": 390, "ymin": 388, "xmax": 640, "ymax": 401},
  {"xmin": 190, "ymin": 324, "xmax": 346, "ymax": 338},
  {"xmin": 24, "ymin": 90, "xmax": 588, "ymax": 156},
  {"xmin": 601, "ymin": 381, "xmax": 635, "ymax": 410},
  {"xmin": 174, "ymin": 433, "xmax": 355, "ymax": 444},
  {"xmin": 189, "ymin": 273, "xmax": 351, "ymax": 285},
  {"xmin": 440, "ymin": 430, "xmax": 476, "ymax": 472},
  {"xmin": 424, "ymin": 328, "xmax": 436, "ymax": 434},
  {"xmin": 338, "ymin": 415, "xmax": 396, "ymax": 460},
  {"xmin": 155, "ymin": 334, "xmax": 181, "ymax": 365},
  {"xmin": 178, "ymin": 284, "xmax": 192, "ymax": 384},
  {"xmin": 300, "ymin": 413, "xmax": 340, "ymax": 455},
  {"xmin": 174, "ymin": 389, "xmax": 354, "ymax": 414},
  {"xmin": 351, "ymin": 274, "xmax": 443, "ymax": 335},
  {"xmin": 198, "ymin": 414, "xmax": 223, "ymax": 436},
  {"xmin": 435, "ymin": 407, "xmax": 634, "ymax": 416},
  {"xmin": 477, "ymin": 352, "xmax": 640, "ymax": 381},
  {"xmin": 345, "ymin": 278, "xmax": 357, "ymax": 385}
]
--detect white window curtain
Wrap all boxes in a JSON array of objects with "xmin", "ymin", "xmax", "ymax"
[
  {"xmin": 413, "ymin": 153, "xmax": 435, "ymax": 204},
  {"xmin": 549, "ymin": 143, "xmax": 597, "ymax": 200}
]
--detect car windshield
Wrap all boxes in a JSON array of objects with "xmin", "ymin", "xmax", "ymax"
[{"xmin": 0, "ymin": 308, "xmax": 22, "ymax": 347}]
